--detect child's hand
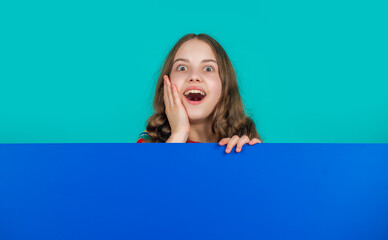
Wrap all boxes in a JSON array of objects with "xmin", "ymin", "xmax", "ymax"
[
  {"xmin": 219, "ymin": 135, "xmax": 262, "ymax": 154},
  {"xmin": 163, "ymin": 74, "xmax": 191, "ymax": 136}
]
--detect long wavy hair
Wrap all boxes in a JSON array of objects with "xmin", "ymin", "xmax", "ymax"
[{"xmin": 144, "ymin": 33, "xmax": 263, "ymax": 143}]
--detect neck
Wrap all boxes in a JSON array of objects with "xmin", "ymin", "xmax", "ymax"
[{"xmin": 188, "ymin": 118, "xmax": 212, "ymax": 143}]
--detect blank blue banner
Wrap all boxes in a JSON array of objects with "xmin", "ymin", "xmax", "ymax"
[{"xmin": 0, "ymin": 143, "xmax": 387, "ymax": 239}]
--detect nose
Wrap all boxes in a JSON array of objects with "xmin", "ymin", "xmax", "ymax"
[
  {"xmin": 188, "ymin": 72, "xmax": 203, "ymax": 82},
  {"xmin": 189, "ymin": 77, "xmax": 202, "ymax": 82}
]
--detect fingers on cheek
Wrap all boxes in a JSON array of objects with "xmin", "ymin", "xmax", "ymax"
[
  {"xmin": 174, "ymin": 85, "xmax": 179, "ymax": 95},
  {"xmin": 172, "ymin": 85, "xmax": 178, "ymax": 97}
]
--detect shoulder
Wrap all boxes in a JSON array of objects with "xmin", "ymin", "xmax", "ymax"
[{"xmin": 136, "ymin": 130, "xmax": 151, "ymax": 143}]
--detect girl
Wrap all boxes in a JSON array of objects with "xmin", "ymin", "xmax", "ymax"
[{"xmin": 136, "ymin": 33, "xmax": 263, "ymax": 153}]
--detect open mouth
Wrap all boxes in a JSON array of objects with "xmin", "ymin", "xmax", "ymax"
[
  {"xmin": 184, "ymin": 91, "xmax": 206, "ymax": 104},
  {"xmin": 185, "ymin": 92, "xmax": 206, "ymax": 101}
]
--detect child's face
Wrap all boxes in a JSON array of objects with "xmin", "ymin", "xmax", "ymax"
[{"xmin": 169, "ymin": 39, "xmax": 222, "ymax": 123}]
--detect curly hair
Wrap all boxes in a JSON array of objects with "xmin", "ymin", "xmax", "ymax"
[{"xmin": 143, "ymin": 33, "xmax": 263, "ymax": 143}]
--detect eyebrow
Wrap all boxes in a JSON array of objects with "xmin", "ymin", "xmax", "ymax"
[{"xmin": 173, "ymin": 58, "xmax": 217, "ymax": 64}]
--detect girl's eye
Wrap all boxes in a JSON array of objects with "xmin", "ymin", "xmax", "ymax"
[
  {"xmin": 177, "ymin": 65, "xmax": 187, "ymax": 71},
  {"xmin": 204, "ymin": 66, "xmax": 214, "ymax": 72},
  {"xmin": 176, "ymin": 65, "xmax": 215, "ymax": 72}
]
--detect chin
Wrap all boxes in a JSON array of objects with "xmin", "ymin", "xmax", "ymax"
[{"xmin": 187, "ymin": 112, "xmax": 210, "ymax": 123}]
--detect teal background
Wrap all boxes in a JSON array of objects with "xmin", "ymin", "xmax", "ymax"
[{"xmin": 0, "ymin": 0, "xmax": 387, "ymax": 143}]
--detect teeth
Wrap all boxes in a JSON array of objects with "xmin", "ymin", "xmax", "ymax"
[{"xmin": 184, "ymin": 90, "xmax": 206, "ymax": 96}]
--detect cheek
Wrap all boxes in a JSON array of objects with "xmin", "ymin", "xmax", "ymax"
[
  {"xmin": 209, "ymin": 80, "xmax": 222, "ymax": 100},
  {"xmin": 170, "ymin": 80, "xmax": 184, "ymax": 94},
  {"xmin": 169, "ymin": 74, "xmax": 186, "ymax": 93},
  {"xmin": 169, "ymin": 75, "xmax": 180, "ymax": 87}
]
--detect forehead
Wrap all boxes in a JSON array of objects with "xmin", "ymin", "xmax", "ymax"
[{"xmin": 174, "ymin": 39, "xmax": 216, "ymax": 61}]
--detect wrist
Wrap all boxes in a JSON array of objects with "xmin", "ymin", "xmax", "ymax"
[{"xmin": 166, "ymin": 132, "xmax": 189, "ymax": 143}]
